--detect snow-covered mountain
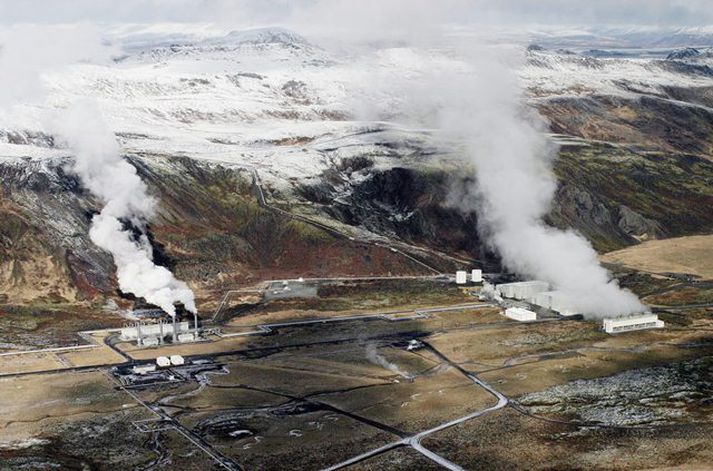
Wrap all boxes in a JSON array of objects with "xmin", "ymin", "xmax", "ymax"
[
  {"xmin": 526, "ymin": 25, "xmax": 713, "ymax": 49},
  {"xmin": 2, "ymin": 27, "xmax": 711, "ymax": 185},
  {"xmin": 524, "ymin": 46, "xmax": 713, "ymax": 98},
  {"xmin": 1, "ymin": 26, "xmax": 712, "ymax": 306}
]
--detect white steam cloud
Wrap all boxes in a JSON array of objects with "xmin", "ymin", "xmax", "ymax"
[
  {"xmin": 0, "ymin": 24, "xmax": 196, "ymax": 317},
  {"xmin": 51, "ymin": 100, "xmax": 197, "ymax": 316},
  {"xmin": 349, "ymin": 44, "xmax": 645, "ymax": 318},
  {"xmin": 0, "ymin": 24, "xmax": 111, "ymax": 107},
  {"xmin": 433, "ymin": 46, "xmax": 645, "ymax": 318}
]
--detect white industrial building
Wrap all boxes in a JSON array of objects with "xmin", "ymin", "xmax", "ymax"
[
  {"xmin": 132, "ymin": 364, "xmax": 156, "ymax": 375},
  {"xmin": 120, "ymin": 321, "xmax": 191, "ymax": 342},
  {"xmin": 142, "ymin": 337, "xmax": 160, "ymax": 347},
  {"xmin": 471, "ymin": 269, "xmax": 483, "ymax": 283},
  {"xmin": 170, "ymin": 355, "xmax": 185, "ymax": 366},
  {"xmin": 178, "ymin": 332, "xmax": 197, "ymax": 343},
  {"xmin": 156, "ymin": 356, "xmax": 171, "ymax": 368},
  {"xmin": 455, "ymin": 270, "xmax": 468, "ymax": 284},
  {"xmin": 533, "ymin": 291, "xmax": 580, "ymax": 316},
  {"xmin": 496, "ymin": 280, "xmax": 550, "ymax": 301},
  {"xmin": 505, "ymin": 307, "xmax": 537, "ymax": 322},
  {"xmin": 603, "ymin": 314, "xmax": 664, "ymax": 334}
]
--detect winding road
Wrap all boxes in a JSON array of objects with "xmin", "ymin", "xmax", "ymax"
[{"xmin": 322, "ymin": 342, "xmax": 510, "ymax": 471}]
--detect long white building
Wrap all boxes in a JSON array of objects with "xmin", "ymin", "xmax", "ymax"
[
  {"xmin": 603, "ymin": 314, "xmax": 664, "ymax": 334},
  {"xmin": 505, "ymin": 307, "xmax": 537, "ymax": 322},
  {"xmin": 496, "ymin": 281, "xmax": 549, "ymax": 301}
]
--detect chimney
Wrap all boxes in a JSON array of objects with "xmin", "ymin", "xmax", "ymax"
[
  {"xmin": 172, "ymin": 315, "xmax": 178, "ymax": 343},
  {"xmin": 136, "ymin": 322, "xmax": 143, "ymax": 346},
  {"xmin": 159, "ymin": 320, "xmax": 164, "ymax": 345}
]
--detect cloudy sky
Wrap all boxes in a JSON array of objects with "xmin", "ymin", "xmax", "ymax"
[{"xmin": 0, "ymin": 0, "xmax": 711, "ymax": 28}]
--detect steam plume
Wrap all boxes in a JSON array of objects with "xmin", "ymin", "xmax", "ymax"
[
  {"xmin": 0, "ymin": 24, "xmax": 110, "ymax": 108},
  {"xmin": 436, "ymin": 46, "xmax": 645, "ymax": 318},
  {"xmin": 52, "ymin": 100, "xmax": 196, "ymax": 316},
  {"xmin": 366, "ymin": 344, "xmax": 412, "ymax": 379}
]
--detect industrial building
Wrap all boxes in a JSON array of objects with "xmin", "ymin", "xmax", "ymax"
[
  {"xmin": 603, "ymin": 314, "xmax": 664, "ymax": 334},
  {"xmin": 132, "ymin": 364, "xmax": 156, "ymax": 375},
  {"xmin": 496, "ymin": 280, "xmax": 549, "ymax": 301},
  {"xmin": 142, "ymin": 336, "xmax": 160, "ymax": 347},
  {"xmin": 120, "ymin": 321, "xmax": 190, "ymax": 342},
  {"xmin": 156, "ymin": 356, "xmax": 171, "ymax": 368},
  {"xmin": 533, "ymin": 290, "xmax": 580, "ymax": 316},
  {"xmin": 119, "ymin": 313, "xmax": 204, "ymax": 346},
  {"xmin": 504, "ymin": 307, "xmax": 537, "ymax": 321},
  {"xmin": 178, "ymin": 332, "xmax": 197, "ymax": 343},
  {"xmin": 170, "ymin": 355, "xmax": 185, "ymax": 366}
]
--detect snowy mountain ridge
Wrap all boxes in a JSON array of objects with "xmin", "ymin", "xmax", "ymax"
[{"xmin": 2, "ymin": 26, "xmax": 712, "ymax": 188}]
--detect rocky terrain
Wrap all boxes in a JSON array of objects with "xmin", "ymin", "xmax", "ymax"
[
  {"xmin": 518, "ymin": 356, "xmax": 713, "ymax": 426},
  {"xmin": 0, "ymin": 155, "xmax": 429, "ymax": 310}
]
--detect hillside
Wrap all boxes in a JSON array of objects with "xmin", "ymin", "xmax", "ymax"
[{"xmin": 1, "ymin": 29, "xmax": 712, "ymax": 313}]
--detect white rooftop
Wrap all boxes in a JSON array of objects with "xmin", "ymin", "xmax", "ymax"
[{"xmin": 603, "ymin": 313, "xmax": 664, "ymax": 333}]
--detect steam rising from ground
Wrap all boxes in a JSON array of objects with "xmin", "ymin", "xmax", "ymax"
[
  {"xmin": 52, "ymin": 101, "xmax": 197, "ymax": 316},
  {"xmin": 366, "ymin": 344, "xmax": 412, "ymax": 379},
  {"xmin": 434, "ymin": 47, "xmax": 645, "ymax": 318},
  {"xmin": 0, "ymin": 23, "xmax": 195, "ymax": 316}
]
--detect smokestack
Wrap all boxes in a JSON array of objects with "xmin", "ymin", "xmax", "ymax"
[
  {"xmin": 193, "ymin": 311, "xmax": 199, "ymax": 333},
  {"xmin": 159, "ymin": 320, "xmax": 164, "ymax": 345},
  {"xmin": 136, "ymin": 321, "xmax": 143, "ymax": 346},
  {"xmin": 172, "ymin": 315, "xmax": 177, "ymax": 343}
]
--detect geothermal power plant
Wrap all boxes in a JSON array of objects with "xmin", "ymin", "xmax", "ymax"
[
  {"xmin": 452, "ymin": 271, "xmax": 663, "ymax": 333},
  {"xmin": 5, "ymin": 6, "xmax": 710, "ymax": 469},
  {"xmin": 120, "ymin": 309, "xmax": 203, "ymax": 346}
]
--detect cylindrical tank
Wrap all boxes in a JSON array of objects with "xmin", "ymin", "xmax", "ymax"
[{"xmin": 471, "ymin": 269, "xmax": 483, "ymax": 283}]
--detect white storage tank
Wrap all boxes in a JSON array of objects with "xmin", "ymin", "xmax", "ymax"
[
  {"xmin": 505, "ymin": 307, "xmax": 537, "ymax": 322},
  {"xmin": 156, "ymin": 356, "xmax": 171, "ymax": 368},
  {"xmin": 471, "ymin": 269, "xmax": 483, "ymax": 283},
  {"xmin": 455, "ymin": 271, "xmax": 468, "ymax": 284},
  {"xmin": 170, "ymin": 355, "xmax": 185, "ymax": 366}
]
